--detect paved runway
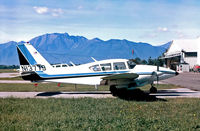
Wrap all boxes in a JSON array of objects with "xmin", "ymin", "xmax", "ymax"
[
  {"xmin": 0, "ymin": 80, "xmax": 30, "ymax": 83},
  {"xmin": 0, "ymin": 88, "xmax": 200, "ymax": 99},
  {"xmin": 150, "ymin": 88, "xmax": 200, "ymax": 98},
  {"xmin": 0, "ymin": 91, "xmax": 113, "ymax": 99},
  {"xmin": 0, "ymin": 73, "xmax": 18, "ymax": 78},
  {"xmin": 161, "ymin": 72, "xmax": 200, "ymax": 91}
]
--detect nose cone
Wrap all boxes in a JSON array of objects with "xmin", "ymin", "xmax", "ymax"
[{"xmin": 175, "ymin": 71, "xmax": 179, "ymax": 76}]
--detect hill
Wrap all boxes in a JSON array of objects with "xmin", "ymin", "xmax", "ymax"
[{"xmin": 0, "ymin": 33, "xmax": 170, "ymax": 65}]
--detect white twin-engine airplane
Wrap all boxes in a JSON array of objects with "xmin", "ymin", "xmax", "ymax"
[{"xmin": 17, "ymin": 42, "xmax": 178, "ymax": 96}]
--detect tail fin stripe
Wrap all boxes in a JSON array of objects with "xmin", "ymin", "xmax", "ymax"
[
  {"xmin": 17, "ymin": 44, "xmax": 37, "ymax": 65},
  {"xmin": 17, "ymin": 47, "xmax": 30, "ymax": 65}
]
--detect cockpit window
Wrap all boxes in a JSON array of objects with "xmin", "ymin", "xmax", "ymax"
[
  {"xmin": 127, "ymin": 61, "xmax": 136, "ymax": 69},
  {"xmin": 89, "ymin": 65, "xmax": 101, "ymax": 71},
  {"xmin": 100, "ymin": 63, "xmax": 112, "ymax": 71},
  {"xmin": 113, "ymin": 62, "xmax": 127, "ymax": 70}
]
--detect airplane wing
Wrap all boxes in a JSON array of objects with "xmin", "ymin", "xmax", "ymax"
[{"xmin": 102, "ymin": 73, "xmax": 139, "ymax": 80}]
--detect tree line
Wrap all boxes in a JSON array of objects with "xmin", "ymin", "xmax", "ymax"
[
  {"xmin": 0, "ymin": 65, "xmax": 19, "ymax": 69},
  {"xmin": 130, "ymin": 57, "xmax": 164, "ymax": 66}
]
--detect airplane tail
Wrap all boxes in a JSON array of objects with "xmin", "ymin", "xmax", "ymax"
[{"xmin": 16, "ymin": 42, "xmax": 53, "ymax": 81}]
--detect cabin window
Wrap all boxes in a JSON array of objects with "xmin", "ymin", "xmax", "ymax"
[
  {"xmin": 56, "ymin": 65, "xmax": 61, "ymax": 68},
  {"xmin": 62, "ymin": 64, "xmax": 68, "ymax": 67},
  {"xmin": 127, "ymin": 61, "xmax": 136, "ymax": 69},
  {"xmin": 89, "ymin": 65, "xmax": 101, "ymax": 71},
  {"xmin": 100, "ymin": 63, "xmax": 112, "ymax": 71},
  {"xmin": 113, "ymin": 62, "xmax": 127, "ymax": 70}
]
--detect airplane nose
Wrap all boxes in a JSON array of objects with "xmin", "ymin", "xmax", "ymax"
[{"xmin": 175, "ymin": 71, "xmax": 179, "ymax": 76}]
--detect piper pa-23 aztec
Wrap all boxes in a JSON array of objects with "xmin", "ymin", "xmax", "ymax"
[{"xmin": 17, "ymin": 42, "xmax": 178, "ymax": 96}]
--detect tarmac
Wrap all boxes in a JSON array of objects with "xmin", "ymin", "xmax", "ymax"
[
  {"xmin": 0, "ymin": 88, "xmax": 200, "ymax": 99},
  {"xmin": 0, "ymin": 73, "xmax": 18, "ymax": 78},
  {"xmin": 160, "ymin": 72, "xmax": 200, "ymax": 91}
]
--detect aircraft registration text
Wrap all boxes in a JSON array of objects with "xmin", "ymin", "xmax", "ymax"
[{"xmin": 20, "ymin": 65, "xmax": 46, "ymax": 72}]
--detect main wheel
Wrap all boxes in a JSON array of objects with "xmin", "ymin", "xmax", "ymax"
[
  {"xmin": 110, "ymin": 85, "xmax": 118, "ymax": 96},
  {"xmin": 150, "ymin": 86, "xmax": 157, "ymax": 93}
]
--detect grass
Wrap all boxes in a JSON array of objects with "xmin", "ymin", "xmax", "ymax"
[
  {"xmin": 0, "ymin": 83, "xmax": 109, "ymax": 92},
  {"xmin": 0, "ymin": 98, "xmax": 200, "ymax": 130},
  {"xmin": 0, "ymin": 69, "xmax": 18, "ymax": 73},
  {"xmin": 0, "ymin": 77, "xmax": 23, "ymax": 80},
  {"xmin": 0, "ymin": 83, "xmax": 179, "ymax": 92}
]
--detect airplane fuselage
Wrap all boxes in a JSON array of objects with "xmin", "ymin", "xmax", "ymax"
[{"xmin": 21, "ymin": 59, "xmax": 176, "ymax": 89}]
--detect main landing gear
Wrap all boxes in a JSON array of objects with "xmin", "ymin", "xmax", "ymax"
[
  {"xmin": 150, "ymin": 84, "xmax": 157, "ymax": 93},
  {"xmin": 110, "ymin": 85, "xmax": 118, "ymax": 96}
]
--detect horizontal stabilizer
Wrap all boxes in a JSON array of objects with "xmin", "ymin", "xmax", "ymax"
[{"xmin": 102, "ymin": 73, "xmax": 139, "ymax": 80}]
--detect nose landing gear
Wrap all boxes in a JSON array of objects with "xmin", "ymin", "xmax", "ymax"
[{"xmin": 150, "ymin": 84, "xmax": 157, "ymax": 93}]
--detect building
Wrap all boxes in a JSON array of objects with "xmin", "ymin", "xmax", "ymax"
[{"xmin": 162, "ymin": 37, "xmax": 200, "ymax": 72}]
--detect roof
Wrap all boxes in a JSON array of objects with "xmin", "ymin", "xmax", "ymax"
[{"xmin": 165, "ymin": 37, "xmax": 200, "ymax": 55}]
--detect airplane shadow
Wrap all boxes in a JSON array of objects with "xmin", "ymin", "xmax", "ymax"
[
  {"xmin": 115, "ymin": 89, "xmax": 166, "ymax": 102},
  {"xmin": 36, "ymin": 91, "xmax": 110, "ymax": 96},
  {"xmin": 37, "ymin": 92, "xmax": 63, "ymax": 96},
  {"xmin": 36, "ymin": 89, "xmax": 166, "ymax": 102}
]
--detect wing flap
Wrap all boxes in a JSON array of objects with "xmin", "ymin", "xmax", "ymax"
[{"xmin": 102, "ymin": 73, "xmax": 139, "ymax": 80}]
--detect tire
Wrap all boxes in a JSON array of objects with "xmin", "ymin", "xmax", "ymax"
[
  {"xmin": 150, "ymin": 86, "xmax": 157, "ymax": 93},
  {"xmin": 110, "ymin": 85, "xmax": 118, "ymax": 96}
]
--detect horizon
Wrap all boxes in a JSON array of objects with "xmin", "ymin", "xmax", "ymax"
[
  {"xmin": 0, "ymin": 32, "xmax": 170, "ymax": 46},
  {"xmin": 1, "ymin": 0, "xmax": 200, "ymax": 45}
]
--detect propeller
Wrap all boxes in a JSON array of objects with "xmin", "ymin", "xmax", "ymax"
[{"xmin": 156, "ymin": 58, "xmax": 160, "ymax": 88}]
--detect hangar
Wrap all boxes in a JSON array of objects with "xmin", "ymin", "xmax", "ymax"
[{"xmin": 162, "ymin": 37, "xmax": 200, "ymax": 72}]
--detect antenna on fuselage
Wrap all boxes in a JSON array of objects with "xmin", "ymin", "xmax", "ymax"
[
  {"xmin": 91, "ymin": 57, "xmax": 97, "ymax": 62},
  {"xmin": 70, "ymin": 61, "xmax": 76, "ymax": 66}
]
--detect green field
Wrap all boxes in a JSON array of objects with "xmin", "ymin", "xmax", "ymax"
[
  {"xmin": 0, "ymin": 83, "xmax": 109, "ymax": 92},
  {"xmin": 0, "ymin": 98, "xmax": 200, "ymax": 130}
]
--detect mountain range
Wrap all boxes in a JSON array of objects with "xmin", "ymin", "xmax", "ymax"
[{"xmin": 0, "ymin": 33, "xmax": 171, "ymax": 65}]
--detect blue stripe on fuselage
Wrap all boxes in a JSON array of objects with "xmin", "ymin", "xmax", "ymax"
[
  {"xmin": 159, "ymin": 70, "xmax": 175, "ymax": 74},
  {"xmin": 17, "ymin": 44, "xmax": 37, "ymax": 65},
  {"xmin": 36, "ymin": 71, "xmax": 128, "ymax": 78}
]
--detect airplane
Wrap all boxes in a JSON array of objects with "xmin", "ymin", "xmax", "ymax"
[{"xmin": 16, "ymin": 42, "xmax": 179, "ymax": 96}]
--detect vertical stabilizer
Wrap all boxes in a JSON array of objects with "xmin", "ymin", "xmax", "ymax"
[{"xmin": 17, "ymin": 42, "xmax": 53, "ymax": 71}]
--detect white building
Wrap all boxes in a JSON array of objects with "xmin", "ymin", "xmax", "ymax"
[{"xmin": 163, "ymin": 37, "xmax": 200, "ymax": 72}]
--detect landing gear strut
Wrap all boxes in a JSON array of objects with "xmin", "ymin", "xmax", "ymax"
[
  {"xmin": 110, "ymin": 85, "xmax": 118, "ymax": 96},
  {"xmin": 150, "ymin": 84, "xmax": 157, "ymax": 93}
]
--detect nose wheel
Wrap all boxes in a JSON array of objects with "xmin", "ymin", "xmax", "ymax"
[{"xmin": 150, "ymin": 84, "xmax": 157, "ymax": 93}]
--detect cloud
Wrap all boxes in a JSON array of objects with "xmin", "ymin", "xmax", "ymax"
[
  {"xmin": 157, "ymin": 27, "xmax": 168, "ymax": 32},
  {"xmin": 33, "ymin": 6, "xmax": 63, "ymax": 17},
  {"xmin": 77, "ymin": 5, "xmax": 83, "ymax": 10},
  {"xmin": 51, "ymin": 8, "xmax": 63, "ymax": 17},
  {"xmin": 0, "ymin": 31, "xmax": 10, "ymax": 43},
  {"xmin": 33, "ymin": 6, "xmax": 49, "ymax": 14}
]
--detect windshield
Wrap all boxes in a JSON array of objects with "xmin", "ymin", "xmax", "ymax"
[
  {"xmin": 127, "ymin": 61, "xmax": 136, "ymax": 69},
  {"xmin": 89, "ymin": 64, "xmax": 101, "ymax": 71}
]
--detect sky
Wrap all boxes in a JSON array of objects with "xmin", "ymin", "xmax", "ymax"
[{"xmin": 1, "ymin": 0, "xmax": 200, "ymax": 45}]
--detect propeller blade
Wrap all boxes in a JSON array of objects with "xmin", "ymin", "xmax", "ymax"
[
  {"xmin": 156, "ymin": 74, "xmax": 159, "ymax": 88},
  {"xmin": 157, "ymin": 58, "xmax": 160, "ymax": 71}
]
